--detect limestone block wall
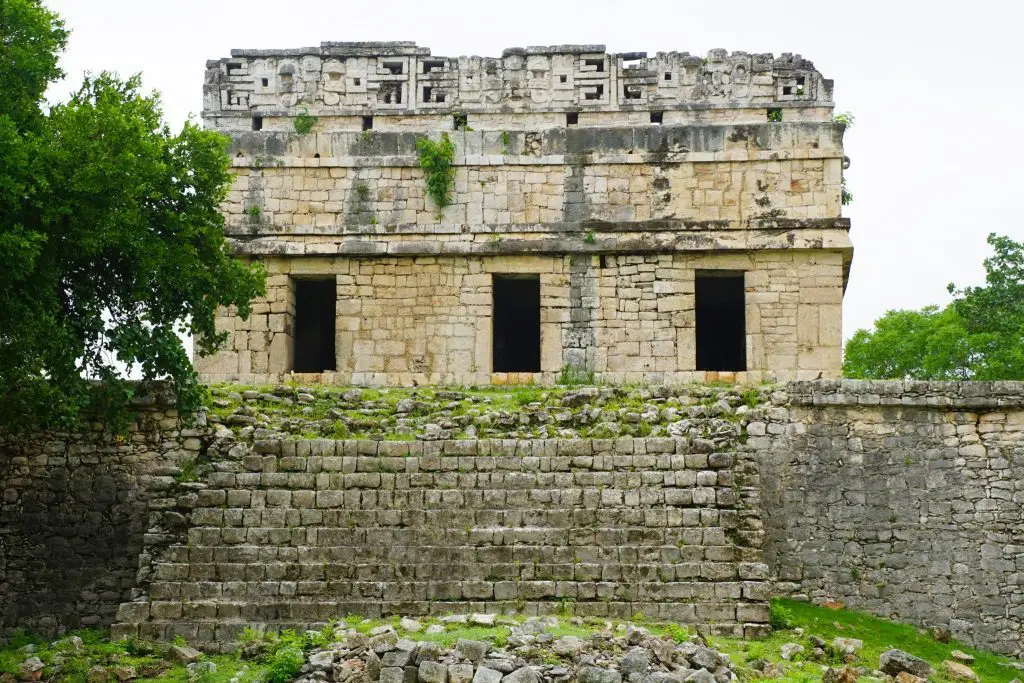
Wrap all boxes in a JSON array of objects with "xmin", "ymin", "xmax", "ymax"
[
  {"xmin": 195, "ymin": 42, "xmax": 853, "ymax": 387},
  {"xmin": 218, "ymin": 124, "xmax": 846, "ymax": 233},
  {"xmin": 198, "ymin": 249, "xmax": 845, "ymax": 386},
  {"xmin": 112, "ymin": 437, "xmax": 770, "ymax": 650},
  {"xmin": 760, "ymin": 381, "xmax": 1024, "ymax": 656},
  {"xmin": 0, "ymin": 404, "xmax": 202, "ymax": 640},
  {"xmin": 4, "ymin": 381, "xmax": 1024, "ymax": 657}
]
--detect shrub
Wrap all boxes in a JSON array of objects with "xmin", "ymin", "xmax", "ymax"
[{"xmin": 770, "ymin": 603, "xmax": 795, "ymax": 630}]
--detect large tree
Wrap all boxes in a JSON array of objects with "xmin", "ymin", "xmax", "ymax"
[
  {"xmin": 844, "ymin": 233, "xmax": 1024, "ymax": 380},
  {"xmin": 0, "ymin": 0, "xmax": 265, "ymax": 428}
]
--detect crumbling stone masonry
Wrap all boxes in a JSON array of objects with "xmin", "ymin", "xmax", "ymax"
[
  {"xmin": 4, "ymin": 383, "xmax": 1024, "ymax": 655},
  {"xmin": 0, "ymin": 399, "xmax": 204, "ymax": 638},
  {"xmin": 112, "ymin": 437, "xmax": 770, "ymax": 651},
  {"xmin": 763, "ymin": 381, "xmax": 1024, "ymax": 656},
  {"xmin": 195, "ymin": 43, "xmax": 852, "ymax": 385}
]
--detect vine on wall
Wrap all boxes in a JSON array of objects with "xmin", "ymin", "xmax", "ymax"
[{"xmin": 416, "ymin": 133, "xmax": 456, "ymax": 213}]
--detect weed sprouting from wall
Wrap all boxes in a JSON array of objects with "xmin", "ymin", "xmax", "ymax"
[
  {"xmin": 416, "ymin": 133, "xmax": 456, "ymax": 214},
  {"xmin": 294, "ymin": 108, "xmax": 318, "ymax": 134}
]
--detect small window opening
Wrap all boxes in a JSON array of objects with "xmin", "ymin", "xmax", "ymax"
[
  {"xmin": 664, "ymin": 72, "xmax": 672, "ymax": 81},
  {"xmin": 261, "ymin": 77, "xmax": 269, "ymax": 87},
  {"xmin": 226, "ymin": 61, "xmax": 242, "ymax": 75},
  {"xmin": 379, "ymin": 83, "xmax": 402, "ymax": 104},
  {"xmin": 437, "ymin": 92, "xmax": 447, "ymax": 103},
  {"xmin": 782, "ymin": 86, "xmax": 793, "ymax": 95},
  {"xmin": 492, "ymin": 275, "xmax": 541, "ymax": 373},
  {"xmin": 353, "ymin": 77, "xmax": 361, "ymax": 86},
  {"xmin": 252, "ymin": 116, "xmax": 263, "ymax": 131},
  {"xmin": 362, "ymin": 116, "xmax": 373, "ymax": 131},
  {"xmin": 423, "ymin": 60, "xmax": 445, "ymax": 73},
  {"xmin": 767, "ymin": 108, "xmax": 783, "ymax": 122},
  {"xmin": 559, "ymin": 74, "xmax": 568, "ymax": 83},
  {"xmin": 567, "ymin": 112, "xmax": 579, "ymax": 127},
  {"xmin": 583, "ymin": 58, "xmax": 605, "ymax": 72},
  {"xmin": 695, "ymin": 271, "xmax": 746, "ymax": 372},
  {"xmin": 293, "ymin": 278, "xmax": 337, "ymax": 373},
  {"xmin": 796, "ymin": 76, "xmax": 805, "ymax": 86},
  {"xmin": 599, "ymin": 255, "xmax": 608, "ymax": 269},
  {"xmin": 314, "ymin": 153, "xmax": 320, "ymax": 159},
  {"xmin": 583, "ymin": 84, "xmax": 604, "ymax": 100},
  {"xmin": 453, "ymin": 113, "xmax": 468, "ymax": 130},
  {"xmin": 383, "ymin": 61, "xmax": 404, "ymax": 75},
  {"xmin": 328, "ymin": 72, "xmax": 342, "ymax": 81},
  {"xmin": 623, "ymin": 85, "xmax": 642, "ymax": 99},
  {"xmin": 423, "ymin": 86, "xmax": 433, "ymax": 101},
  {"xmin": 650, "ymin": 111, "xmax": 663, "ymax": 124}
]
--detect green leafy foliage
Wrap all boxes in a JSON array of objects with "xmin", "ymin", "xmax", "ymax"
[
  {"xmin": 843, "ymin": 306, "xmax": 974, "ymax": 380},
  {"xmin": 264, "ymin": 644, "xmax": 303, "ymax": 683},
  {"xmin": 833, "ymin": 111, "xmax": 855, "ymax": 127},
  {"xmin": 0, "ymin": 0, "xmax": 68, "ymax": 131},
  {"xmin": 293, "ymin": 108, "xmax": 317, "ymax": 134},
  {"xmin": 769, "ymin": 602, "xmax": 794, "ymax": 629},
  {"xmin": 415, "ymin": 133, "xmax": 456, "ymax": 212},
  {"xmin": 844, "ymin": 234, "xmax": 1024, "ymax": 379},
  {"xmin": 239, "ymin": 628, "xmax": 326, "ymax": 683},
  {"xmin": 0, "ymin": 1, "xmax": 266, "ymax": 428},
  {"xmin": 767, "ymin": 108, "xmax": 783, "ymax": 122},
  {"xmin": 354, "ymin": 181, "xmax": 371, "ymax": 203},
  {"xmin": 835, "ymin": 112, "xmax": 854, "ymax": 205}
]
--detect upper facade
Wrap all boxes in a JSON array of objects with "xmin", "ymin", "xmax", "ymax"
[
  {"xmin": 196, "ymin": 43, "xmax": 852, "ymax": 387},
  {"xmin": 204, "ymin": 42, "xmax": 833, "ymax": 120}
]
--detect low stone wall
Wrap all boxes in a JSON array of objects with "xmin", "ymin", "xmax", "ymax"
[
  {"xmin": 761, "ymin": 380, "xmax": 1024, "ymax": 656},
  {"xmin": 0, "ymin": 405, "xmax": 203, "ymax": 640},
  {"xmin": 111, "ymin": 436, "xmax": 770, "ymax": 650}
]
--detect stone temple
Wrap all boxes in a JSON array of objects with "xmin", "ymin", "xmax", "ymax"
[{"xmin": 196, "ymin": 42, "xmax": 852, "ymax": 386}]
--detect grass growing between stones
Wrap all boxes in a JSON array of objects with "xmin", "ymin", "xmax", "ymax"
[
  {"xmin": 0, "ymin": 629, "xmax": 266, "ymax": 683},
  {"xmin": 708, "ymin": 598, "xmax": 1016, "ymax": 682},
  {"xmin": 203, "ymin": 382, "xmax": 776, "ymax": 442},
  {"xmin": 3, "ymin": 600, "xmax": 1020, "ymax": 682}
]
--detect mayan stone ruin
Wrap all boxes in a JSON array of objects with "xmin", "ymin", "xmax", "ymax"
[
  {"xmin": 10, "ymin": 37, "xmax": 1024, "ymax": 666},
  {"xmin": 195, "ymin": 42, "xmax": 851, "ymax": 386}
]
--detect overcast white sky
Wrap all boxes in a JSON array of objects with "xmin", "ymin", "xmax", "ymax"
[{"xmin": 45, "ymin": 0, "xmax": 1024, "ymax": 340}]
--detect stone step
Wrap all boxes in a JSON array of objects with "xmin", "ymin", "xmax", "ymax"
[
  {"xmin": 149, "ymin": 559, "xmax": 766, "ymax": 580},
  {"xmin": 178, "ymin": 528, "xmax": 761, "ymax": 547},
  {"xmin": 141, "ymin": 578, "xmax": 770, "ymax": 602},
  {"xmin": 113, "ymin": 600, "xmax": 772, "ymax": 651}
]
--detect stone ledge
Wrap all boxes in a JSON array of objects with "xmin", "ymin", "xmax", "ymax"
[
  {"xmin": 228, "ymin": 229, "xmax": 854, "ymax": 257},
  {"xmin": 785, "ymin": 379, "xmax": 1024, "ymax": 408}
]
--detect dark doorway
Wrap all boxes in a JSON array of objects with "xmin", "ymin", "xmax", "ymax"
[
  {"xmin": 695, "ymin": 271, "xmax": 746, "ymax": 371},
  {"xmin": 492, "ymin": 275, "xmax": 541, "ymax": 372},
  {"xmin": 293, "ymin": 278, "xmax": 336, "ymax": 372}
]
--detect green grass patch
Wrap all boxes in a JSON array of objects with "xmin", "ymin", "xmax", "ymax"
[
  {"xmin": 0, "ymin": 630, "xmax": 267, "ymax": 683},
  {"xmin": 704, "ymin": 599, "xmax": 1020, "ymax": 683},
  {"xmin": 771, "ymin": 598, "xmax": 1014, "ymax": 682},
  {"xmin": 2, "ymin": 602, "xmax": 1020, "ymax": 682},
  {"xmin": 202, "ymin": 382, "xmax": 775, "ymax": 442}
]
